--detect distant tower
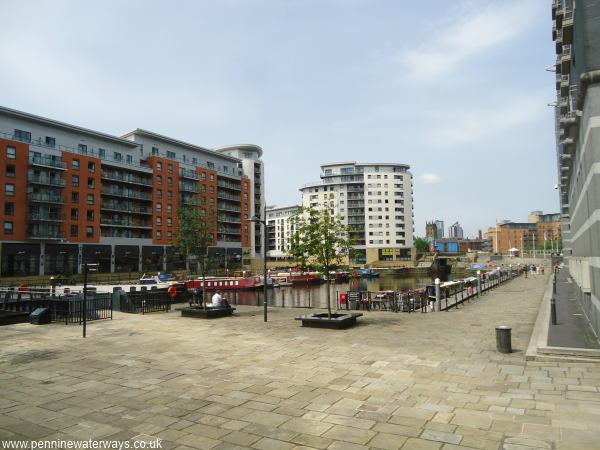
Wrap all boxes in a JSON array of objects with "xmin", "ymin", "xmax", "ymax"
[
  {"xmin": 426, "ymin": 221, "xmax": 438, "ymax": 240},
  {"xmin": 434, "ymin": 220, "xmax": 444, "ymax": 238}
]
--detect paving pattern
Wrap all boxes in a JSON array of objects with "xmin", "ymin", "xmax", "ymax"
[{"xmin": 1, "ymin": 274, "xmax": 599, "ymax": 449}]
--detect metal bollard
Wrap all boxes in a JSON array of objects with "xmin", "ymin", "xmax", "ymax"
[
  {"xmin": 495, "ymin": 325, "xmax": 512, "ymax": 353},
  {"xmin": 551, "ymin": 297, "xmax": 557, "ymax": 325},
  {"xmin": 435, "ymin": 278, "xmax": 441, "ymax": 312}
]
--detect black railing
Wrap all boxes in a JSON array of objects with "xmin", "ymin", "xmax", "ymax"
[
  {"xmin": 0, "ymin": 290, "xmax": 112, "ymax": 324},
  {"xmin": 120, "ymin": 291, "xmax": 172, "ymax": 314}
]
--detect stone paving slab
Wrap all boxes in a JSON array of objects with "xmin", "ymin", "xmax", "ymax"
[{"xmin": 0, "ymin": 274, "xmax": 599, "ymax": 449}]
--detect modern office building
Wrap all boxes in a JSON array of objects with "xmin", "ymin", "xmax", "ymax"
[
  {"xmin": 299, "ymin": 162, "xmax": 414, "ymax": 265},
  {"xmin": 0, "ymin": 106, "xmax": 263, "ymax": 276},
  {"xmin": 448, "ymin": 221, "xmax": 464, "ymax": 239},
  {"xmin": 266, "ymin": 205, "xmax": 301, "ymax": 260},
  {"xmin": 552, "ymin": 0, "xmax": 600, "ymax": 334},
  {"xmin": 434, "ymin": 220, "xmax": 444, "ymax": 238}
]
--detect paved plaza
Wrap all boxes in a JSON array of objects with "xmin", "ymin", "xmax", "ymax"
[{"xmin": 1, "ymin": 274, "xmax": 599, "ymax": 449}]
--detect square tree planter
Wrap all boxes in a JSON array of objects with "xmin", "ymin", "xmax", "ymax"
[
  {"xmin": 181, "ymin": 306, "xmax": 235, "ymax": 319},
  {"xmin": 295, "ymin": 312, "xmax": 363, "ymax": 329}
]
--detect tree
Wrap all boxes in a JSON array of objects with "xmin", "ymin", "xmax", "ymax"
[
  {"xmin": 414, "ymin": 237, "xmax": 430, "ymax": 253},
  {"xmin": 289, "ymin": 207, "xmax": 352, "ymax": 318},
  {"xmin": 174, "ymin": 194, "xmax": 216, "ymax": 307}
]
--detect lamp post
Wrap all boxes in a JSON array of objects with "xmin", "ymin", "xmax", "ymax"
[{"xmin": 248, "ymin": 215, "xmax": 268, "ymax": 322}]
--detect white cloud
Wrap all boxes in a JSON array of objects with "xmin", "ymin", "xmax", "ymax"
[
  {"xmin": 419, "ymin": 173, "xmax": 442, "ymax": 184},
  {"xmin": 422, "ymin": 93, "xmax": 548, "ymax": 149},
  {"xmin": 399, "ymin": 1, "xmax": 541, "ymax": 83}
]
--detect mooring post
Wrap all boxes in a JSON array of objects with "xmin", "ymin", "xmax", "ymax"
[{"xmin": 435, "ymin": 278, "xmax": 441, "ymax": 312}]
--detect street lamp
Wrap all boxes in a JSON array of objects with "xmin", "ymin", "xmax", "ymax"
[{"xmin": 247, "ymin": 215, "xmax": 268, "ymax": 322}]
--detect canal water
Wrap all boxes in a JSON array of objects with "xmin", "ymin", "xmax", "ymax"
[{"xmin": 227, "ymin": 273, "xmax": 439, "ymax": 309}]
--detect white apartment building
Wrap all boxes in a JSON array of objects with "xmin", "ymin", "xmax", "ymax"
[
  {"xmin": 266, "ymin": 205, "xmax": 300, "ymax": 259},
  {"xmin": 299, "ymin": 162, "xmax": 413, "ymax": 265}
]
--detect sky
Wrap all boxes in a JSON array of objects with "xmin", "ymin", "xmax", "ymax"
[{"xmin": 0, "ymin": 0, "xmax": 558, "ymax": 238}]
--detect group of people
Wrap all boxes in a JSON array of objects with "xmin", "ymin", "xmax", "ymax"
[
  {"xmin": 519, "ymin": 263, "xmax": 545, "ymax": 277},
  {"xmin": 189, "ymin": 289, "xmax": 230, "ymax": 308}
]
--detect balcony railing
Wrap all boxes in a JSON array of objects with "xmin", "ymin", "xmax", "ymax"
[
  {"xmin": 101, "ymin": 188, "xmax": 153, "ymax": 201},
  {"xmin": 101, "ymin": 203, "xmax": 153, "ymax": 215},
  {"xmin": 217, "ymin": 192, "xmax": 241, "ymax": 201},
  {"xmin": 217, "ymin": 203, "xmax": 241, "ymax": 212},
  {"xmin": 180, "ymin": 168, "xmax": 199, "ymax": 180},
  {"xmin": 28, "ymin": 193, "xmax": 66, "ymax": 204},
  {"xmin": 29, "ymin": 155, "xmax": 67, "ymax": 170},
  {"xmin": 100, "ymin": 219, "xmax": 152, "ymax": 229},
  {"xmin": 101, "ymin": 171, "xmax": 153, "ymax": 186},
  {"xmin": 179, "ymin": 182, "xmax": 199, "ymax": 193},
  {"xmin": 28, "ymin": 212, "xmax": 65, "ymax": 222},
  {"xmin": 28, "ymin": 175, "xmax": 66, "ymax": 187},
  {"xmin": 27, "ymin": 229, "xmax": 66, "ymax": 240},
  {"xmin": 217, "ymin": 180, "xmax": 242, "ymax": 191},
  {"xmin": 218, "ymin": 215, "xmax": 241, "ymax": 224}
]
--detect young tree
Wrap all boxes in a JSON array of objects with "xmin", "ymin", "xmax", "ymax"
[
  {"xmin": 289, "ymin": 207, "xmax": 352, "ymax": 318},
  {"xmin": 414, "ymin": 237, "xmax": 430, "ymax": 253},
  {"xmin": 174, "ymin": 194, "xmax": 216, "ymax": 307}
]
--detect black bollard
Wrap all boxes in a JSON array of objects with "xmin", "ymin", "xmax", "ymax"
[
  {"xmin": 495, "ymin": 325, "xmax": 512, "ymax": 353},
  {"xmin": 551, "ymin": 297, "xmax": 557, "ymax": 325}
]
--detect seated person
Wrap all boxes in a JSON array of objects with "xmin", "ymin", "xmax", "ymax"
[{"xmin": 209, "ymin": 291, "xmax": 222, "ymax": 307}]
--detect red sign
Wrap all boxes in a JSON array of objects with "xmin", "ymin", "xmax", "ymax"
[{"xmin": 339, "ymin": 293, "xmax": 348, "ymax": 304}]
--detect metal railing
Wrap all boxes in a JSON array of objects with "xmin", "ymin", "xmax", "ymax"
[
  {"xmin": 29, "ymin": 155, "xmax": 67, "ymax": 169},
  {"xmin": 101, "ymin": 188, "xmax": 153, "ymax": 201},
  {"xmin": 28, "ymin": 175, "xmax": 66, "ymax": 187},
  {"xmin": 28, "ymin": 193, "xmax": 66, "ymax": 204},
  {"xmin": 120, "ymin": 291, "xmax": 172, "ymax": 314},
  {"xmin": 0, "ymin": 290, "xmax": 112, "ymax": 324},
  {"xmin": 101, "ymin": 171, "xmax": 153, "ymax": 186},
  {"xmin": 100, "ymin": 204, "xmax": 153, "ymax": 214}
]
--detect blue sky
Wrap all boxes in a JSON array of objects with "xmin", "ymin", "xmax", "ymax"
[{"xmin": 1, "ymin": 0, "xmax": 557, "ymax": 238}]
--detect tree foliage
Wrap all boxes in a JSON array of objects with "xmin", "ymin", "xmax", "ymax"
[
  {"xmin": 174, "ymin": 194, "xmax": 216, "ymax": 306},
  {"xmin": 414, "ymin": 237, "xmax": 430, "ymax": 253},
  {"xmin": 289, "ymin": 207, "xmax": 352, "ymax": 317}
]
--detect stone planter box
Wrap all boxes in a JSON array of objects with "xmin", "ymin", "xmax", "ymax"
[
  {"xmin": 181, "ymin": 306, "xmax": 235, "ymax": 319},
  {"xmin": 295, "ymin": 312, "xmax": 363, "ymax": 329}
]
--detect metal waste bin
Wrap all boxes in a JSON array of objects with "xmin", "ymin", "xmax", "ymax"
[
  {"xmin": 30, "ymin": 307, "xmax": 51, "ymax": 325},
  {"xmin": 495, "ymin": 325, "xmax": 512, "ymax": 353}
]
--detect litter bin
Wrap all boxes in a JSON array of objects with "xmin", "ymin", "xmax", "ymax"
[
  {"xmin": 495, "ymin": 325, "xmax": 512, "ymax": 353},
  {"xmin": 30, "ymin": 307, "xmax": 51, "ymax": 325}
]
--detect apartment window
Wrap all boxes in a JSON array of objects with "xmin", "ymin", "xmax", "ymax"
[
  {"xmin": 4, "ymin": 202, "xmax": 14, "ymax": 216},
  {"xmin": 6, "ymin": 164, "xmax": 15, "ymax": 178},
  {"xmin": 14, "ymin": 129, "xmax": 31, "ymax": 142},
  {"xmin": 70, "ymin": 225, "xmax": 78, "ymax": 237},
  {"xmin": 3, "ymin": 221, "xmax": 13, "ymax": 235},
  {"xmin": 167, "ymin": 191, "xmax": 173, "ymax": 200},
  {"xmin": 207, "ymin": 161, "xmax": 214, "ymax": 169},
  {"xmin": 71, "ymin": 208, "xmax": 78, "ymax": 220},
  {"xmin": 156, "ymin": 162, "xmax": 162, "ymax": 171},
  {"xmin": 166, "ymin": 151, "xmax": 176, "ymax": 159},
  {"xmin": 167, "ymin": 204, "xmax": 172, "ymax": 213},
  {"xmin": 167, "ymin": 164, "xmax": 173, "ymax": 173},
  {"xmin": 72, "ymin": 159, "xmax": 80, "ymax": 170},
  {"xmin": 5, "ymin": 184, "xmax": 14, "ymax": 196},
  {"xmin": 88, "ymin": 177, "xmax": 95, "ymax": 188},
  {"xmin": 209, "ymin": 186, "xmax": 214, "ymax": 193},
  {"xmin": 152, "ymin": 147, "xmax": 159, "ymax": 156},
  {"xmin": 86, "ymin": 226, "xmax": 93, "ymax": 237},
  {"xmin": 167, "ymin": 177, "xmax": 173, "ymax": 186},
  {"xmin": 156, "ymin": 203, "xmax": 162, "ymax": 212},
  {"xmin": 78, "ymin": 144, "xmax": 87, "ymax": 154},
  {"xmin": 167, "ymin": 217, "xmax": 172, "ymax": 226},
  {"xmin": 88, "ymin": 162, "xmax": 95, "ymax": 173},
  {"xmin": 156, "ymin": 175, "xmax": 162, "ymax": 184},
  {"xmin": 99, "ymin": 148, "xmax": 105, "ymax": 158},
  {"xmin": 87, "ymin": 194, "xmax": 94, "ymax": 205},
  {"xmin": 6, "ymin": 147, "xmax": 16, "ymax": 159},
  {"xmin": 71, "ymin": 192, "xmax": 79, "ymax": 203},
  {"xmin": 45, "ymin": 136, "xmax": 56, "ymax": 148},
  {"xmin": 156, "ymin": 217, "xmax": 162, "ymax": 225},
  {"xmin": 87, "ymin": 210, "xmax": 94, "ymax": 221},
  {"xmin": 167, "ymin": 231, "xmax": 172, "ymax": 240},
  {"xmin": 200, "ymin": 172, "xmax": 206, "ymax": 180},
  {"xmin": 156, "ymin": 230, "xmax": 162, "ymax": 239},
  {"xmin": 113, "ymin": 152, "xmax": 122, "ymax": 162},
  {"xmin": 192, "ymin": 157, "xmax": 198, "ymax": 165},
  {"xmin": 72, "ymin": 175, "xmax": 80, "ymax": 187},
  {"xmin": 126, "ymin": 155, "xmax": 133, "ymax": 164},
  {"xmin": 210, "ymin": 174, "xmax": 214, "ymax": 181},
  {"xmin": 157, "ymin": 189, "xmax": 162, "ymax": 199}
]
